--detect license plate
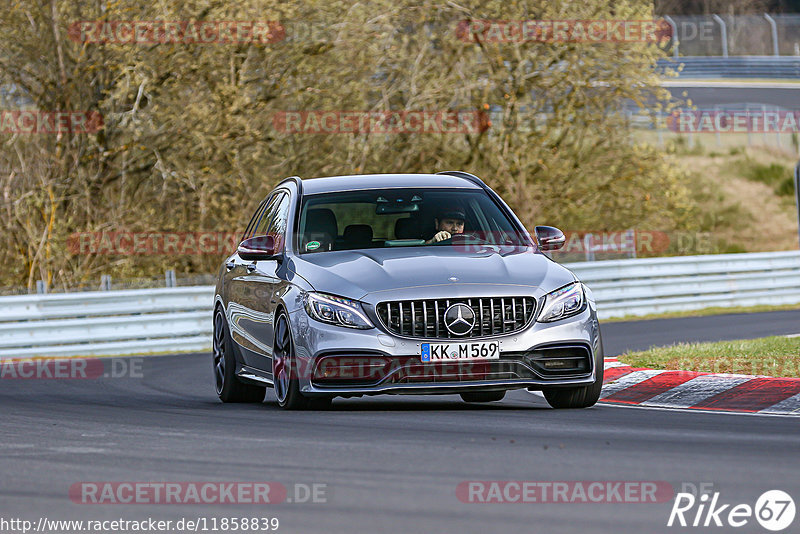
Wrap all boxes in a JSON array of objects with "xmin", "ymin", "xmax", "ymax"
[{"xmin": 420, "ymin": 341, "xmax": 500, "ymax": 362}]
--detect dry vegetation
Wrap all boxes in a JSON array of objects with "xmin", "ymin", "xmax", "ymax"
[
  {"xmin": 1, "ymin": 0, "xmax": 795, "ymax": 292},
  {"xmin": 666, "ymin": 139, "xmax": 799, "ymax": 253}
]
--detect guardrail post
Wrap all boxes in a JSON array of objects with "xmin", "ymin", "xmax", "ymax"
[
  {"xmin": 584, "ymin": 234, "xmax": 595, "ymax": 262},
  {"xmin": 36, "ymin": 280, "xmax": 47, "ymax": 294},
  {"xmin": 101, "ymin": 275, "xmax": 111, "ymax": 291},
  {"xmin": 165, "ymin": 269, "xmax": 176, "ymax": 288},
  {"xmin": 746, "ymin": 104, "xmax": 752, "ymax": 146},
  {"xmin": 663, "ymin": 16, "xmax": 679, "ymax": 59},
  {"xmin": 712, "ymin": 15, "xmax": 728, "ymax": 57},
  {"xmin": 626, "ymin": 229, "xmax": 637, "ymax": 259},
  {"xmin": 764, "ymin": 14, "xmax": 780, "ymax": 57}
]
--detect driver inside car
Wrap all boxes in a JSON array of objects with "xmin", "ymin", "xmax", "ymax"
[{"xmin": 425, "ymin": 206, "xmax": 465, "ymax": 244}]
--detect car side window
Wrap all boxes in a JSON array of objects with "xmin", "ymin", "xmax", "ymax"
[
  {"xmin": 245, "ymin": 193, "xmax": 279, "ymax": 240},
  {"xmin": 252, "ymin": 192, "xmax": 284, "ymax": 238},
  {"xmin": 241, "ymin": 200, "xmax": 268, "ymax": 242},
  {"xmin": 265, "ymin": 193, "xmax": 291, "ymax": 252}
]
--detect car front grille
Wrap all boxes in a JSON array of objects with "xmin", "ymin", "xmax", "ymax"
[{"xmin": 375, "ymin": 297, "xmax": 537, "ymax": 339}]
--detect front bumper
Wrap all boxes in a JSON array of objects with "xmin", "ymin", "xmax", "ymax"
[{"xmin": 288, "ymin": 305, "xmax": 601, "ymax": 397}]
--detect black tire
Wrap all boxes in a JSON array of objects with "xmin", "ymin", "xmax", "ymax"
[
  {"xmin": 460, "ymin": 390, "xmax": 506, "ymax": 403},
  {"xmin": 543, "ymin": 335, "xmax": 604, "ymax": 409},
  {"xmin": 272, "ymin": 312, "xmax": 309, "ymax": 410},
  {"xmin": 213, "ymin": 308, "xmax": 266, "ymax": 403}
]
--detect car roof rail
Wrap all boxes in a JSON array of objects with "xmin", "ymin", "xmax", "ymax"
[
  {"xmin": 435, "ymin": 170, "xmax": 487, "ymax": 188},
  {"xmin": 277, "ymin": 175, "xmax": 303, "ymax": 195},
  {"xmin": 278, "ymin": 175, "xmax": 302, "ymax": 187}
]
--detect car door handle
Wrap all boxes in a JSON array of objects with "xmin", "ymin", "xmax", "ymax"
[
  {"xmin": 225, "ymin": 261, "xmax": 235, "ymax": 271},
  {"xmin": 246, "ymin": 262, "xmax": 257, "ymax": 272}
]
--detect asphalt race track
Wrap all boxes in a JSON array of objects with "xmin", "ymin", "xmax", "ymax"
[
  {"xmin": 663, "ymin": 82, "xmax": 800, "ymax": 108},
  {"xmin": 1, "ymin": 310, "xmax": 799, "ymax": 534}
]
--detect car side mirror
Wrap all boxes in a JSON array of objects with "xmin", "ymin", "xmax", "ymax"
[
  {"xmin": 534, "ymin": 226, "xmax": 566, "ymax": 251},
  {"xmin": 238, "ymin": 235, "xmax": 279, "ymax": 261}
]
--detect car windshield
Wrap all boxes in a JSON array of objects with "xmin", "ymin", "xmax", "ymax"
[{"xmin": 297, "ymin": 188, "xmax": 530, "ymax": 253}]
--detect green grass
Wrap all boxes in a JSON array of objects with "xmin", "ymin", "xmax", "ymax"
[
  {"xmin": 634, "ymin": 129, "xmax": 800, "ymax": 157},
  {"xmin": 618, "ymin": 336, "xmax": 800, "ymax": 378},
  {"xmin": 602, "ymin": 302, "xmax": 800, "ymax": 323},
  {"xmin": 741, "ymin": 161, "xmax": 795, "ymax": 197}
]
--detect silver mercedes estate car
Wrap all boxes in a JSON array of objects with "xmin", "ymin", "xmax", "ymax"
[{"xmin": 213, "ymin": 172, "xmax": 604, "ymax": 409}]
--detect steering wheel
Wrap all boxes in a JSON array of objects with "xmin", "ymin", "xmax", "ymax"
[{"xmin": 451, "ymin": 232, "xmax": 492, "ymax": 245}]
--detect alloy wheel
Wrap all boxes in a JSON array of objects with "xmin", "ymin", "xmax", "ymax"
[
  {"xmin": 212, "ymin": 310, "xmax": 226, "ymax": 395},
  {"xmin": 273, "ymin": 315, "xmax": 291, "ymax": 404}
]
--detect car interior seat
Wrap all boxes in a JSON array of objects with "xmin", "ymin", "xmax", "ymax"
[
  {"xmin": 341, "ymin": 224, "xmax": 374, "ymax": 249},
  {"xmin": 303, "ymin": 208, "xmax": 338, "ymax": 252},
  {"xmin": 394, "ymin": 217, "xmax": 422, "ymax": 240}
]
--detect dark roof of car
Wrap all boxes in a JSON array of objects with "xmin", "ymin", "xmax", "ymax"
[{"xmin": 300, "ymin": 173, "xmax": 483, "ymax": 195}]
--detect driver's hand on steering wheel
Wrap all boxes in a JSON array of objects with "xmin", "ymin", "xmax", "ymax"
[{"xmin": 426, "ymin": 230, "xmax": 451, "ymax": 244}]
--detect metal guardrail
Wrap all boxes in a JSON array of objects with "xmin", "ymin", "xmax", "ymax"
[
  {"xmin": 0, "ymin": 250, "xmax": 798, "ymax": 358},
  {"xmin": 658, "ymin": 56, "xmax": 800, "ymax": 78},
  {"xmin": 0, "ymin": 271, "xmax": 218, "ymax": 297},
  {"xmin": 0, "ymin": 287, "xmax": 214, "ymax": 358},
  {"xmin": 663, "ymin": 14, "xmax": 800, "ymax": 57},
  {"xmin": 569, "ymin": 250, "xmax": 800, "ymax": 319}
]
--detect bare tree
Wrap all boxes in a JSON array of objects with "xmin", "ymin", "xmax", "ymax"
[{"xmin": 0, "ymin": 0, "xmax": 696, "ymax": 290}]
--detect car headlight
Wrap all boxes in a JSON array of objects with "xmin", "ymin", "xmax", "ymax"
[
  {"xmin": 537, "ymin": 282, "xmax": 585, "ymax": 323},
  {"xmin": 303, "ymin": 292, "xmax": 373, "ymax": 329}
]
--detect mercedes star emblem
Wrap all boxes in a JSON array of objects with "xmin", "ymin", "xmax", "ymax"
[{"xmin": 443, "ymin": 303, "xmax": 476, "ymax": 336}]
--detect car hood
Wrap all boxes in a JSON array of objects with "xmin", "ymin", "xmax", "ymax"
[{"xmin": 289, "ymin": 247, "xmax": 576, "ymax": 301}]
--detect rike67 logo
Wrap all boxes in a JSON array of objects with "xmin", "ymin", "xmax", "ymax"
[{"xmin": 668, "ymin": 490, "xmax": 795, "ymax": 531}]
